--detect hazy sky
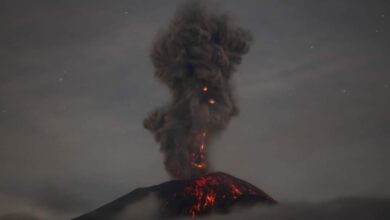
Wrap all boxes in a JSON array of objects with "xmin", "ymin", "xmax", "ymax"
[{"xmin": 0, "ymin": 0, "xmax": 389, "ymax": 218}]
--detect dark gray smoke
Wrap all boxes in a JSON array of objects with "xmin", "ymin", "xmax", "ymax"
[{"xmin": 144, "ymin": 1, "xmax": 252, "ymax": 179}]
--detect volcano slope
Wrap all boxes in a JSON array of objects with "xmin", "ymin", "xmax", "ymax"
[{"xmin": 73, "ymin": 172, "xmax": 276, "ymax": 219}]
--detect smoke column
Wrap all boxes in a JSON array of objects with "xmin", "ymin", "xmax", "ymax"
[{"xmin": 144, "ymin": 1, "xmax": 252, "ymax": 179}]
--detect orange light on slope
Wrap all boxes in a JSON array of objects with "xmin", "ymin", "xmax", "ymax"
[
  {"xmin": 202, "ymin": 86, "xmax": 208, "ymax": 92},
  {"xmin": 204, "ymin": 193, "xmax": 216, "ymax": 207},
  {"xmin": 230, "ymin": 183, "xmax": 243, "ymax": 199}
]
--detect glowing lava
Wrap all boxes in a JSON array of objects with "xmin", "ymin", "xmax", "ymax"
[
  {"xmin": 72, "ymin": 172, "xmax": 277, "ymax": 220},
  {"xmin": 160, "ymin": 172, "xmax": 277, "ymax": 218},
  {"xmin": 190, "ymin": 85, "xmax": 216, "ymax": 174},
  {"xmin": 191, "ymin": 131, "xmax": 208, "ymax": 173}
]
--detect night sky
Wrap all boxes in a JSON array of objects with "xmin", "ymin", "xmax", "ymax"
[{"xmin": 0, "ymin": 0, "xmax": 389, "ymax": 219}]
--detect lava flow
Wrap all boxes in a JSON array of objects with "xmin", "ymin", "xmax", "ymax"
[{"xmin": 158, "ymin": 172, "xmax": 277, "ymax": 218}]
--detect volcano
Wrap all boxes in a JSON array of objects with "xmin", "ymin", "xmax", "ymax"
[
  {"xmin": 74, "ymin": 3, "xmax": 276, "ymax": 219},
  {"xmin": 73, "ymin": 172, "xmax": 276, "ymax": 219}
]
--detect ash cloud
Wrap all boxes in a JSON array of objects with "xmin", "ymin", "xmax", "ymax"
[{"xmin": 143, "ymin": 1, "xmax": 252, "ymax": 179}]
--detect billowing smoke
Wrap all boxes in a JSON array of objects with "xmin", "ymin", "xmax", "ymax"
[{"xmin": 144, "ymin": 1, "xmax": 252, "ymax": 179}]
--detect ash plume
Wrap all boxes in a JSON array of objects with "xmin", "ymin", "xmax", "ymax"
[{"xmin": 144, "ymin": 1, "xmax": 252, "ymax": 179}]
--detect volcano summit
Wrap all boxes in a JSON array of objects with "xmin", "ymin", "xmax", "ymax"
[{"xmin": 73, "ymin": 172, "xmax": 276, "ymax": 219}]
